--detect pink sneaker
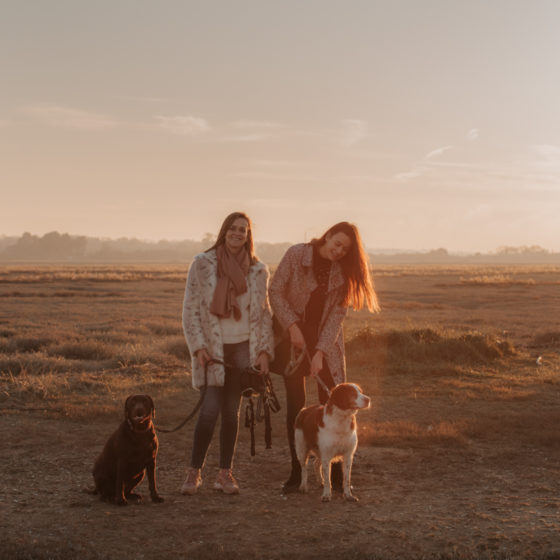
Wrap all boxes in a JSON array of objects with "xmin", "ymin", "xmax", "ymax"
[
  {"xmin": 180, "ymin": 468, "xmax": 202, "ymax": 495},
  {"xmin": 213, "ymin": 469, "xmax": 240, "ymax": 494}
]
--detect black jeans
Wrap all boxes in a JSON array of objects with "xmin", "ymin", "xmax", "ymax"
[
  {"xmin": 190, "ymin": 341, "xmax": 249, "ymax": 470},
  {"xmin": 284, "ymin": 361, "xmax": 335, "ymax": 474}
]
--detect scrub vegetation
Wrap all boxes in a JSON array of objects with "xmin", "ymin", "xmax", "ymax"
[{"xmin": 1, "ymin": 264, "xmax": 560, "ymax": 559}]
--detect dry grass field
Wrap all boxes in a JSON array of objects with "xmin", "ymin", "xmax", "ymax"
[{"xmin": 1, "ymin": 264, "xmax": 560, "ymax": 560}]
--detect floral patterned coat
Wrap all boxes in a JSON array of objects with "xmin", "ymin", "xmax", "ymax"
[
  {"xmin": 269, "ymin": 243, "xmax": 348, "ymax": 384},
  {"xmin": 182, "ymin": 249, "xmax": 274, "ymax": 389}
]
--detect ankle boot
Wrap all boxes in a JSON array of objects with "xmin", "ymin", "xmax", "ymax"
[
  {"xmin": 331, "ymin": 461, "xmax": 343, "ymax": 493},
  {"xmin": 282, "ymin": 461, "xmax": 301, "ymax": 494}
]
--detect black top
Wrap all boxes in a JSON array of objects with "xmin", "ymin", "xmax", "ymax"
[{"xmin": 302, "ymin": 244, "xmax": 331, "ymax": 351}]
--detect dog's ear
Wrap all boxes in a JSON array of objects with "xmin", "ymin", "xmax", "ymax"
[
  {"xmin": 145, "ymin": 395, "xmax": 155, "ymax": 418},
  {"xmin": 124, "ymin": 395, "xmax": 134, "ymax": 419}
]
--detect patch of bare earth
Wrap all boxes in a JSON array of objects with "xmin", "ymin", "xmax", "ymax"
[{"xmin": 1, "ymin": 264, "xmax": 560, "ymax": 559}]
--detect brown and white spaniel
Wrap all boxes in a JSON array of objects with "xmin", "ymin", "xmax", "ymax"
[{"xmin": 294, "ymin": 382, "xmax": 370, "ymax": 502}]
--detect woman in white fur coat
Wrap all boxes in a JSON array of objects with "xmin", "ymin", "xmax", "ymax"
[{"xmin": 180, "ymin": 212, "xmax": 274, "ymax": 496}]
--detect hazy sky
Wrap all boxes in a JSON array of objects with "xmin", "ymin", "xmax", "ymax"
[{"xmin": 2, "ymin": 0, "xmax": 559, "ymax": 252}]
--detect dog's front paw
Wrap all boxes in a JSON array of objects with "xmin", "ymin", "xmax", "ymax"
[
  {"xmin": 298, "ymin": 484, "xmax": 308, "ymax": 494},
  {"xmin": 127, "ymin": 493, "xmax": 143, "ymax": 504},
  {"xmin": 321, "ymin": 493, "xmax": 332, "ymax": 502},
  {"xmin": 344, "ymin": 493, "xmax": 359, "ymax": 502},
  {"xmin": 115, "ymin": 497, "xmax": 128, "ymax": 506},
  {"xmin": 151, "ymin": 493, "xmax": 164, "ymax": 503}
]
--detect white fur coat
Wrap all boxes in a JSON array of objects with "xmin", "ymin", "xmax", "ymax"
[{"xmin": 182, "ymin": 249, "xmax": 274, "ymax": 389}]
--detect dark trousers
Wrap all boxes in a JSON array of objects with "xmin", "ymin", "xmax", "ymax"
[
  {"xmin": 284, "ymin": 362, "xmax": 335, "ymax": 474},
  {"xmin": 190, "ymin": 341, "xmax": 248, "ymax": 470}
]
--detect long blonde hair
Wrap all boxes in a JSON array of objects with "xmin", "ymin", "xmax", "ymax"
[{"xmin": 312, "ymin": 222, "xmax": 380, "ymax": 312}]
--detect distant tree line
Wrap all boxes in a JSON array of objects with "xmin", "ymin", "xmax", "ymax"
[
  {"xmin": 0, "ymin": 232, "xmax": 559, "ymax": 264},
  {"xmin": 0, "ymin": 231, "xmax": 292, "ymax": 264},
  {"xmin": 371, "ymin": 246, "xmax": 560, "ymax": 265}
]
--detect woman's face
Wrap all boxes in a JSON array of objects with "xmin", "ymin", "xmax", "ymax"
[
  {"xmin": 319, "ymin": 231, "xmax": 352, "ymax": 262},
  {"xmin": 224, "ymin": 217, "xmax": 249, "ymax": 253}
]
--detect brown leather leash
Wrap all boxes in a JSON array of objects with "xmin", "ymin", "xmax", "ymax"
[{"xmin": 284, "ymin": 343, "xmax": 332, "ymax": 396}]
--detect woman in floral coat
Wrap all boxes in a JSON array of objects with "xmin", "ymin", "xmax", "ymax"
[
  {"xmin": 181, "ymin": 212, "xmax": 274, "ymax": 495},
  {"xmin": 269, "ymin": 221, "xmax": 380, "ymax": 494}
]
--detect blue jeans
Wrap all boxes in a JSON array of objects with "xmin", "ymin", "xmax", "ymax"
[{"xmin": 190, "ymin": 341, "xmax": 249, "ymax": 470}]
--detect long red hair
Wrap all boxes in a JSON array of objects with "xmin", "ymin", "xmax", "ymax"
[{"xmin": 312, "ymin": 222, "xmax": 380, "ymax": 312}]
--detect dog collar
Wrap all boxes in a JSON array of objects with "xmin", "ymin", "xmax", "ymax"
[{"xmin": 127, "ymin": 417, "xmax": 151, "ymax": 432}]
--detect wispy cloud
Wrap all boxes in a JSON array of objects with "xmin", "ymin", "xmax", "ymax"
[
  {"xmin": 532, "ymin": 144, "xmax": 560, "ymax": 159},
  {"xmin": 465, "ymin": 204, "xmax": 492, "ymax": 219},
  {"xmin": 340, "ymin": 119, "xmax": 368, "ymax": 146},
  {"xmin": 156, "ymin": 115, "xmax": 210, "ymax": 135},
  {"xmin": 396, "ymin": 153, "xmax": 560, "ymax": 193},
  {"xmin": 218, "ymin": 119, "xmax": 287, "ymax": 142},
  {"xmin": 466, "ymin": 128, "xmax": 479, "ymax": 141},
  {"xmin": 223, "ymin": 134, "xmax": 269, "ymax": 143},
  {"xmin": 396, "ymin": 136, "xmax": 479, "ymax": 182},
  {"xmin": 531, "ymin": 144, "xmax": 560, "ymax": 172},
  {"xmin": 396, "ymin": 145, "xmax": 453, "ymax": 181},
  {"xmin": 425, "ymin": 146, "xmax": 453, "ymax": 159},
  {"xmin": 231, "ymin": 120, "xmax": 285, "ymax": 129},
  {"xmin": 230, "ymin": 171, "xmax": 326, "ymax": 182},
  {"xmin": 23, "ymin": 105, "xmax": 118, "ymax": 129},
  {"xmin": 245, "ymin": 159, "xmax": 296, "ymax": 167},
  {"xmin": 395, "ymin": 168, "xmax": 425, "ymax": 182},
  {"xmin": 114, "ymin": 94, "xmax": 169, "ymax": 104}
]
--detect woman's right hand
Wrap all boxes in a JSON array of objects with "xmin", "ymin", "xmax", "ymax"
[
  {"xmin": 288, "ymin": 323, "xmax": 306, "ymax": 350},
  {"xmin": 195, "ymin": 348, "xmax": 212, "ymax": 368}
]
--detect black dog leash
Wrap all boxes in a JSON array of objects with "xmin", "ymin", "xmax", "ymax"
[
  {"xmin": 156, "ymin": 360, "xmax": 214, "ymax": 434},
  {"xmin": 157, "ymin": 359, "xmax": 281, "ymax": 451},
  {"xmin": 240, "ymin": 364, "xmax": 280, "ymax": 456}
]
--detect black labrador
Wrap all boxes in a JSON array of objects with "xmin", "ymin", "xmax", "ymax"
[{"xmin": 92, "ymin": 394, "xmax": 164, "ymax": 505}]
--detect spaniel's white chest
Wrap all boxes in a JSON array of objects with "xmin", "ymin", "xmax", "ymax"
[{"xmin": 317, "ymin": 414, "xmax": 357, "ymax": 457}]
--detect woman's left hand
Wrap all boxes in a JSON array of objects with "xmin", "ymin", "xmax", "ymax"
[
  {"xmin": 310, "ymin": 350, "xmax": 324, "ymax": 377},
  {"xmin": 255, "ymin": 351, "xmax": 270, "ymax": 374}
]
